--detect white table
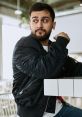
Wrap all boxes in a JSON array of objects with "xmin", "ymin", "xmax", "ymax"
[{"xmin": 44, "ymin": 78, "xmax": 82, "ymax": 97}]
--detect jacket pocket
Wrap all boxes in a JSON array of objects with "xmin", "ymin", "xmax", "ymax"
[{"xmin": 15, "ymin": 78, "xmax": 43, "ymax": 107}]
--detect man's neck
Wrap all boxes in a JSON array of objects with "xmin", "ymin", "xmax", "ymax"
[{"xmin": 40, "ymin": 40, "xmax": 49, "ymax": 46}]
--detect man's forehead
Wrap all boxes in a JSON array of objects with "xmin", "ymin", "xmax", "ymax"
[{"xmin": 30, "ymin": 10, "xmax": 51, "ymax": 18}]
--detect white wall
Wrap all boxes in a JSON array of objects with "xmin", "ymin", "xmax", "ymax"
[
  {"xmin": 0, "ymin": 18, "xmax": 2, "ymax": 80},
  {"xmin": 1, "ymin": 16, "xmax": 30, "ymax": 80},
  {"xmin": 50, "ymin": 10, "xmax": 82, "ymax": 53}
]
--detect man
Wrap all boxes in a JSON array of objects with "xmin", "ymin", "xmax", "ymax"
[{"xmin": 12, "ymin": 2, "xmax": 82, "ymax": 117}]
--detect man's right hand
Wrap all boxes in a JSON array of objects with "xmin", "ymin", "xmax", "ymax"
[{"xmin": 54, "ymin": 32, "xmax": 70, "ymax": 42}]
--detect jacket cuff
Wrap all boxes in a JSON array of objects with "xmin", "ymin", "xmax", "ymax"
[{"xmin": 56, "ymin": 36, "xmax": 69, "ymax": 48}]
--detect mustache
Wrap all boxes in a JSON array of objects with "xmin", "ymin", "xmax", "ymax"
[{"xmin": 35, "ymin": 28, "xmax": 46, "ymax": 33}]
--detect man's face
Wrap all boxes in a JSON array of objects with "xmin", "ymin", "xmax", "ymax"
[{"xmin": 29, "ymin": 10, "xmax": 56, "ymax": 41}]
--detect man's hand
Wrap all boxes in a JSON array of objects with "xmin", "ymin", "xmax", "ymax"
[{"xmin": 54, "ymin": 32, "xmax": 70, "ymax": 42}]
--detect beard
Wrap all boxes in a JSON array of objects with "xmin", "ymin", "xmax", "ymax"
[{"xmin": 31, "ymin": 29, "xmax": 51, "ymax": 42}]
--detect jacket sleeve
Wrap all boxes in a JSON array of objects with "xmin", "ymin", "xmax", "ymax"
[
  {"xmin": 13, "ymin": 36, "xmax": 69, "ymax": 79},
  {"xmin": 64, "ymin": 56, "xmax": 82, "ymax": 77}
]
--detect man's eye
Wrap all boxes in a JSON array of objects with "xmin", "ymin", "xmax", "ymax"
[
  {"xmin": 43, "ymin": 19, "xmax": 49, "ymax": 23},
  {"xmin": 33, "ymin": 19, "xmax": 38, "ymax": 23}
]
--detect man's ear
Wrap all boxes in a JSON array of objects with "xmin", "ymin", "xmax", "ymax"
[{"xmin": 52, "ymin": 22, "xmax": 56, "ymax": 30}]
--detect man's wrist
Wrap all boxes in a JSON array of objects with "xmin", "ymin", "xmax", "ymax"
[{"xmin": 56, "ymin": 36, "xmax": 69, "ymax": 48}]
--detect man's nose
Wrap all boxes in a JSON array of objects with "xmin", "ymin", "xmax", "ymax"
[{"xmin": 37, "ymin": 20, "xmax": 43, "ymax": 28}]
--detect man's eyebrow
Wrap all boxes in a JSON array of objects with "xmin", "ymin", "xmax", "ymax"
[
  {"xmin": 31, "ymin": 16, "xmax": 50, "ymax": 19},
  {"xmin": 42, "ymin": 16, "xmax": 50, "ymax": 19},
  {"xmin": 31, "ymin": 16, "xmax": 38, "ymax": 19}
]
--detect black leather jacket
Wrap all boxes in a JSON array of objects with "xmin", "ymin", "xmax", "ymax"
[{"xmin": 12, "ymin": 34, "xmax": 82, "ymax": 117}]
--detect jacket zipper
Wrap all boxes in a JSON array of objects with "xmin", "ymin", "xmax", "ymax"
[
  {"xmin": 19, "ymin": 78, "xmax": 38, "ymax": 95},
  {"xmin": 44, "ymin": 97, "xmax": 50, "ymax": 112}
]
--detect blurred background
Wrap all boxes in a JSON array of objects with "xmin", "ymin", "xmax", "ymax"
[
  {"xmin": 0, "ymin": 0, "xmax": 82, "ymax": 117},
  {"xmin": 0, "ymin": 0, "xmax": 82, "ymax": 19}
]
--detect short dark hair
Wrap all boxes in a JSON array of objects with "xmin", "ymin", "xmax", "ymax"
[{"xmin": 29, "ymin": 2, "xmax": 55, "ymax": 21}]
